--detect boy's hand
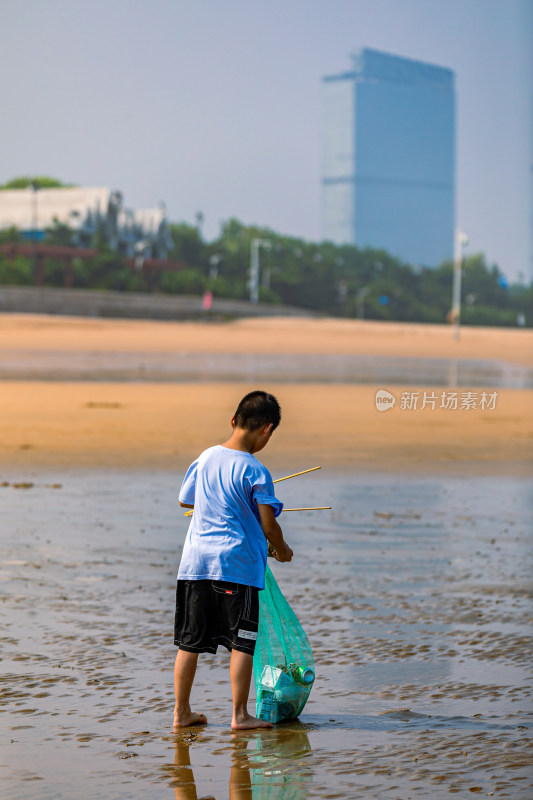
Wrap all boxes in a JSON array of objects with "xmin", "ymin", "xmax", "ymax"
[
  {"xmin": 273, "ymin": 542, "xmax": 293, "ymax": 563},
  {"xmin": 267, "ymin": 541, "xmax": 293, "ymax": 561}
]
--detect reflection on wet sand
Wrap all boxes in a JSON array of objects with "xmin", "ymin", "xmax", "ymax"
[
  {"xmin": 168, "ymin": 731, "xmax": 213, "ymax": 800},
  {"xmin": 168, "ymin": 724, "xmax": 312, "ymax": 800},
  {"xmin": 2, "ymin": 349, "xmax": 533, "ymax": 387}
]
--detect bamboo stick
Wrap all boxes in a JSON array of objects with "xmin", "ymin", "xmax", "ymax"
[
  {"xmin": 281, "ymin": 506, "xmax": 331, "ymax": 512},
  {"xmin": 273, "ymin": 466, "xmax": 321, "ymax": 484}
]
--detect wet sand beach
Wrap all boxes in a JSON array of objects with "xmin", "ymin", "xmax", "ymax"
[
  {"xmin": 1, "ymin": 471, "xmax": 532, "ymax": 798},
  {"xmin": 0, "ymin": 381, "xmax": 532, "ymax": 475},
  {"xmin": 1, "ymin": 313, "xmax": 532, "ymax": 798}
]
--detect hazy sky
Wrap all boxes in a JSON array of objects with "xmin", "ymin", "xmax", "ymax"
[{"xmin": 1, "ymin": 0, "xmax": 531, "ymax": 280}]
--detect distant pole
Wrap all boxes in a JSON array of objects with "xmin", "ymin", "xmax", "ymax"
[
  {"xmin": 452, "ymin": 230, "xmax": 468, "ymax": 341},
  {"xmin": 31, "ymin": 181, "xmax": 39, "ymax": 285},
  {"xmin": 195, "ymin": 211, "xmax": 204, "ymax": 240},
  {"xmin": 249, "ymin": 238, "xmax": 270, "ymax": 304},
  {"xmin": 250, "ymin": 239, "xmax": 259, "ymax": 303},
  {"xmin": 208, "ymin": 252, "xmax": 223, "ymax": 281},
  {"xmin": 356, "ymin": 287, "xmax": 370, "ymax": 320}
]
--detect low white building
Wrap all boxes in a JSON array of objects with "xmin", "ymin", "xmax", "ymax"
[{"xmin": 0, "ymin": 186, "xmax": 172, "ymax": 259}]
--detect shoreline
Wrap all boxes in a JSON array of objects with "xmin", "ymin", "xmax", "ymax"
[
  {"xmin": 2, "ymin": 314, "xmax": 532, "ymax": 477},
  {"xmin": 2, "ymin": 312, "xmax": 533, "ymax": 366}
]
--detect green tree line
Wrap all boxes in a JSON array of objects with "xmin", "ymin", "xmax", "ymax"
[
  {"xmin": 0, "ymin": 205, "xmax": 531, "ymax": 327},
  {"xmin": 0, "ymin": 176, "xmax": 72, "ymax": 190}
]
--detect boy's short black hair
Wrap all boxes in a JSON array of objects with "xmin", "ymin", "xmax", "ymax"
[{"xmin": 234, "ymin": 390, "xmax": 281, "ymax": 432}]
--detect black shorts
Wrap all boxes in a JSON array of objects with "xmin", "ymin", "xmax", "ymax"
[{"xmin": 174, "ymin": 579, "xmax": 259, "ymax": 656}]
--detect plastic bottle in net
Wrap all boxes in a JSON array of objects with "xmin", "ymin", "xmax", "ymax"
[{"xmin": 254, "ymin": 564, "xmax": 315, "ymax": 723}]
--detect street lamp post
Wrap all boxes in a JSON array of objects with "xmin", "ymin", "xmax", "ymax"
[
  {"xmin": 249, "ymin": 238, "xmax": 270, "ymax": 304},
  {"xmin": 208, "ymin": 253, "xmax": 224, "ymax": 281},
  {"xmin": 452, "ymin": 229, "xmax": 469, "ymax": 341},
  {"xmin": 356, "ymin": 287, "xmax": 370, "ymax": 320},
  {"xmin": 195, "ymin": 211, "xmax": 204, "ymax": 240},
  {"xmin": 262, "ymin": 264, "xmax": 281, "ymax": 290}
]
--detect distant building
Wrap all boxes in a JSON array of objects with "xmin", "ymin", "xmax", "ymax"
[
  {"xmin": 0, "ymin": 186, "xmax": 172, "ymax": 259},
  {"xmin": 321, "ymin": 48, "xmax": 455, "ymax": 268}
]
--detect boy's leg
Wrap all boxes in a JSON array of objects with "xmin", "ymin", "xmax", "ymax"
[
  {"xmin": 173, "ymin": 649, "xmax": 207, "ymax": 728},
  {"xmin": 230, "ymin": 649, "xmax": 272, "ymax": 730}
]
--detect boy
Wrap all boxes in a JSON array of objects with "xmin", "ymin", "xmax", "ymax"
[{"xmin": 174, "ymin": 390, "xmax": 293, "ymax": 730}]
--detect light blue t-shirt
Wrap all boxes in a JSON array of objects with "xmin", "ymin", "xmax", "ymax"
[{"xmin": 177, "ymin": 445, "xmax": 283, "ymax": 590}]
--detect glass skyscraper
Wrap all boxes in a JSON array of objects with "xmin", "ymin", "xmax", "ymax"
[{"xmin": 322, "ymin": 48, "xmax": 455, "ymax": 268}]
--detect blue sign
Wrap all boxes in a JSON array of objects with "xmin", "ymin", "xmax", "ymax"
[
  {"xmin": 378, "ymin": 294, "xmax": 390, "ymax": 305},
  {"xmin": 21, "ymin": 230, "xmax": 45, "ymax": 242}
]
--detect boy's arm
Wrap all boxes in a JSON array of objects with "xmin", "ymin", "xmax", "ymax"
[
  {"xmin": 178, "ymin": 458, "xmax": 198, "ymax": 510},
  {"xmin": 257, "ymin": 504, "xmax": 293, "ymax": 563}
]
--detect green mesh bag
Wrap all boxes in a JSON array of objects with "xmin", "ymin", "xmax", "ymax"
[{"xmin": 254, "ymin": 564, "xmax": 315, "ymax": 724}]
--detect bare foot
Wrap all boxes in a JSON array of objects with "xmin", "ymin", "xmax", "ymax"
[
  {"xmin": 173, "ymin": 709, "xmax": 207, "ymax": 729},
  {"xmin": 231, "ymin": 712, "xmax": 273, "ymax": 730}
]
